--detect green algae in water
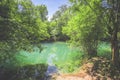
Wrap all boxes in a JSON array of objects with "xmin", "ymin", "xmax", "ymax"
[{"xmin": 15, "ymin": 42, "xmax": 80, "ymax": 66}]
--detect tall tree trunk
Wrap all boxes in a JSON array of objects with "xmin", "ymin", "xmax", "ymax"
[
  {"xmin": 111, "ymin": 0, "xmax": 120, "ymax": 67},
  {"xmin": 111, "ymin": 25, "xmax": 119, "ymax": 67}
]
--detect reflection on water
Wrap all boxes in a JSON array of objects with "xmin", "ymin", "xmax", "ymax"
[
  {"xmin": 45, "ymin": 65, "xmax": 59, "ymax": 80},
  {"xmin": 47, "ymin": 53, "xmax": 58, "ymax": 65},
  {"xmin": 45, "ymin": 53, "xmax": 59, "ymax": 79}
]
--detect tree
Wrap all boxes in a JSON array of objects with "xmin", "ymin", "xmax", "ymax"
[
  {"xmin": 102, "ymin": 0, "xmax": 120, "ymax": 66},
  {"xmin": 0, "ymin": 0, "xmax": 17, "ymax": 41},
  {"xmin": 16, "ymin": 0, "xmax": 49, "ymax": 44},
  {"xmin": 0, "ymin": 0, "xmax": 49, "ymax": 64},
  {"xmin": 35, "ymin": 5, "xmax": 48, "ymax": 21},
  {"xmin": 50, "ymin": 5, "xmax": 70, "ymax": 41},
  {"xmin": 67, "ymin": 0, "xmax": 120, "ymax": 66},
  {"xmin": 63, "ymin": 0, "xmax": 105, "ymax": 57}
]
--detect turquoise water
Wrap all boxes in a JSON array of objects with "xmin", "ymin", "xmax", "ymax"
[
  {"xmin": 14, "ymin": 42, "xmax": 111, "ymax": 67},
  {"xmin": 97, "ymin": 42, "xmax": 111, "ymax": 58},
  {"xmin": 15, "ymin": 42, "xmax": 80, "ymax": 66}
]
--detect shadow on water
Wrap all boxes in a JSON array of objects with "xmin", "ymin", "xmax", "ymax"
[{"xmin": 0, "ymin": 64, "xmax": 48, "ymax": 80}]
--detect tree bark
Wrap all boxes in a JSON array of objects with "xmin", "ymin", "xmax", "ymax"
[
  {"xmin": 110, "ymin": 0, "xmax": 120, "ymax": 67},
  {"xmin": 111, "ymin": 25, "xmax": 119, "ymax": 67}
]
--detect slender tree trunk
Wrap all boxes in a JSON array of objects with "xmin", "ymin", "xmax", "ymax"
[
  {"xmin": 111, "ymin": 25, "xmax": 119, "ymax": 67},
  {"xmin": 110, "ymin": 0, "xmax": 120, "ymax": 67}
]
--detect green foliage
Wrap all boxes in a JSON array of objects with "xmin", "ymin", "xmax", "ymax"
[
  {"xmin": 49, "ymin": 5, "xmax": 70, "ymax": 41},
  {"xmin": 54, "ymin": 42, "xmax": 112, "ymax": 73},
  {"xmin": 0, "ymin": 0, "xmax": 50, "ymax": 75},
  {"xmin": 0, "ymin": 0, "xmax": 120, "ymax": 78},
  {"xmin": 0, "ymin": 0, "xmax": 49, "ymax": 48},
  {"xmin": 63, "ymin": 0, "xmax": 105, "ymax": 57}
]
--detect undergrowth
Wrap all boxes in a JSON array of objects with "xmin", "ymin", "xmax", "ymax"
[{"xmin": 57, "ymin": 42, "xmax": 111, "ymax": 73}]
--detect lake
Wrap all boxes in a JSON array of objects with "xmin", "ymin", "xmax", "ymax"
[{"xmin": 15, "ymin": 42, "xmax": 80, "ymax": 66}]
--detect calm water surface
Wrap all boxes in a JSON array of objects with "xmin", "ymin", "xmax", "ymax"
[{"xmin": 15, "ymin": 42, "xmax": 79, "ymax": 66}]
